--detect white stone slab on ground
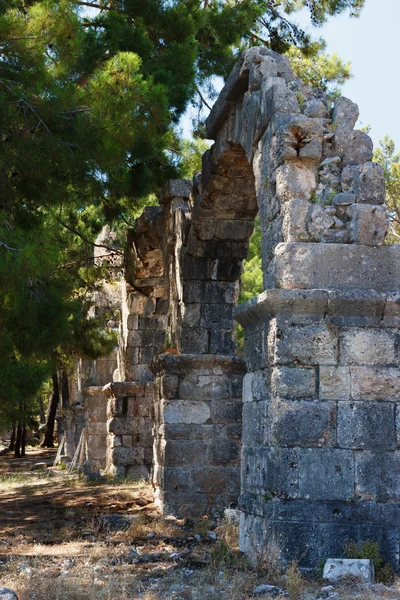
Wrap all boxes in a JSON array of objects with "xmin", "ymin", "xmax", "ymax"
[{"xmin": 323, "ymin": 558, "xmax": 375, "ymax": 583}]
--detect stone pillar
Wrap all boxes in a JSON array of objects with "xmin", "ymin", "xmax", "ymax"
[
  {"xmin": 104, "ymin": 381, "xmax": 154, "ymax": 479},
  {"xmin": 83, "ymin": 386, "xmax": 108, "ymax": 472},
  {"xmin": 236, "ymin": 288, "xmax": 400, "ymax": 569},
  {"xmin": 151, "ymin": 353, "xmax": 245, "ymax": 516}
]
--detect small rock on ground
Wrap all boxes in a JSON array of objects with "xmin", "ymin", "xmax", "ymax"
[
  {"xmin": 253, "ymin": 584, "xmax": 283, "ymax": 596},
  {"xmin": 0, "ymin": 588, "xmax": 18, "ymax": 600}
]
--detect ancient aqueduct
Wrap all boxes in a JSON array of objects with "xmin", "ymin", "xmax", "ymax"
[{"xmin": 59, "ymin": 48, "xmax": 400, "ymax": 570}]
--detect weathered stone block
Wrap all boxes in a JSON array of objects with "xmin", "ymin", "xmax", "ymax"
[
  {"xmin": 332, "ymin": 131, "xmax": 373, "ymax": 166},
  {"xmin": 179, "ymin": 327, "xmax": 209, "ymax": 354},
  {"xmin": 163, "ymin": 400, "xmax": 211, "ymax": 425},
  {"xmin": 203, "ymin": 281, "xmax": 239, "ymax": 304},
  {"xmin": 242, "ymin": 446, "xmax": 299, "ymax": 499},
  {"xmin": 182, "ymin": 303, "xmax": 201, "ymax": 328},
  {"xmin": 209, "ymin": 328, "xmax": 235, "ymax": 354},
  {"xmin": 201, "ymin": 303, "xmax": 233, "ymax": 329},
  {"xmin": 242, "ymin": 401, "xmax": 269, "ymax": 446},
  {"xmin": 111, "ymin": 446, "xmax": 145, "ymax": 466},
  {"xmin": 320, "ymin": 366, "xmax": 351, "ymax": 401},
  {"xmin": 282, "ymin": 198, "xmax": 310, "ymax": 242},
  {"xmin": 323, "ymin": 559, "xmax": 374, "ymax": 584},
  {"xmin": 350, "ymin": 367, "xmax": 400, "ymax": 400},
  {"xmin": 270, "ymin": 323, "xmax": 338, "ymax": 366},
  {"xmin": 269, "ymin": 399, "xmax": 336, "ymax": 447},
  {"xmin": 347, "ymin": 204, "xmax": 387, "ymax": 245},
  {"xmin": 273, "ymin": 243, "xmax": 400, "ymax": 291},
  {"xmin": 299, "ymin": 448, "xmax": 354, "ymax": 501},
  {"xmin": 355, "ymin": 451, "xmax": 400, "ymax": 501},
  {"xmin": 340, "ymin": 328, "xmax": 396, "ymax": 365},
  {"xmin": 341, "ymin": 162, "xmax": 385, "ymax": 204},
  {"xmin": 179, "ymin": 374, "xmax": 230, "ymax": 400},
  {"xmin": 260, "ymin": 82, "xmax": 300, "ymax": 125},
  {"xmin": 211, "ymin": 398, "xmax": 242, "ymax": 424},
  {"xmin": 209, "ymin": 438, "xmax": 240, "ymax": 465},
  {"xmin": 272, "ymin": 366, "xmax": 317, "ymax": 399},
  {"xmin": 276, "ymin": 162, "xmax": 316, "ymax": 202},
  {"xmin": 332, "ymin": 96, "xmax": 359, "ymax": 131},
  {"xmin": 337, "ymin": 401, "xmax": 396, "ymax": 450},
  {"xmin": 161, "ymin": 375, "xmax": 179, "ymax": 399},
  {"xmin": 164, "ymin": 440, "xmax": 209, "ymax": 466}
]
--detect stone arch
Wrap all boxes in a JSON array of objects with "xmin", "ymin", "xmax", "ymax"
[{"xmin": 152, "ymin": 46, "xmax": 400, "ymax": 575}]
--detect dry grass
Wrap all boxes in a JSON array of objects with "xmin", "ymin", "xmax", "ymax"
[{"xmin": 1, "ymin": 450, "xmax": 400, "ymax": 600}]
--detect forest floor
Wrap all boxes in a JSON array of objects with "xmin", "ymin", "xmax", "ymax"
[{"xmin": 0, "ymin": 449, "xmax": 400, "ymax": 600}]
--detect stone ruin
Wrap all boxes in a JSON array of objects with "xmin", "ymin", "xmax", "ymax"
[{"xmin": 59, "ymin": 48, "xmax": 400, "ymax": 570}]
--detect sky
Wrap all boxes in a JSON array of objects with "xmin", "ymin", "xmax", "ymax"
[
  {"xmin": 183, "ymin": 0, "xmax": 400, "ymax": 153},
  {"xmin": 296, "ymin": 0, "xmax": 400, "ymax": 152}
]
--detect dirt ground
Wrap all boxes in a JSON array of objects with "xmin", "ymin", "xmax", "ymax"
[{"xmin": 0, "ymin": 449, "xmax": 399, "ymax": 600}]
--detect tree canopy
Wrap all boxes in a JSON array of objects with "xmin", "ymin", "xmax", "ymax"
[{"xmin": 0, "ymin": 0, "xmax": 366, "ymax": 426}]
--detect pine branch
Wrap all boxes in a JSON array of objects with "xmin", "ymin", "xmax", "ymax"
[
  {"xmin": 57, "ymin": 217, "xmax": 124, "ymax": 255},
  {"xmin": 195, "ymin": 85, "xmax": 212, "ymax": 111}
]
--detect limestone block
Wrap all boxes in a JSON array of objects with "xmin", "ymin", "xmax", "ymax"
[
  {"xmin": 110, "ymin": 446, "xmax": 145, "ymax": 466},
  {"xmin": 241, "ymin": 446, "xmax": 299, "ymax": 499},
  {"xmin": 127, "ymin": 315, "xmax": 138, "ymax": 330},
  {"xmin": 209, "ymin": 438, "xmax": 240, "ymax": 465},
  {"xmin": 209, "ymin": 328, "xmax": 235, "ymax": 354},
  {"xmin": 127, "ymin": 291, "xmax": 147, "ymax": 314},
  {"xmin": 347, "ymin": 204, "xmax": 387, "ymax": 245},
  {"xmin": 355, "ymin": 451, "xmax": 400, "ymax": 501},
  {"xmin": 165, "ymin": 440, "xmax": 209, "ymax": 467},
  {"xmin": 179, "ymin": 375, "xmax": 230, "ymax": 400},
  {"xmin": 273, "ymin": 243, "xmax": 400, "ymax": 291},
  {"xmin": 163, "ymin": 400, "xmax": 211, "ymax": 425},
  {"xmin": 275, "ymin": 162, "xmax": 316, "ymax": 202},
  {"xmin": 138, "ymin": 316, "xmax": 168, "ymax": 331},
  {"xmin": 182, "ymin": 303, "xmax": 201, "ymax": 328},
  {"xmin": 320, "ymin": 367, "xmax": 351, "ymax": 401},
  {"xmin": 126, "ymin": 465, "xmax": 150, "ymax": 480},
  {"xmin": 271, "ymin": 324, "xmax": 338, "ymax": 366},
  {"xmin": 303, "ymin": 99, "xmax": 328, "ymax": 119},
  {"xmin": 161, "ymin": 375, "xmax": 179, "ymax": 399},
  {"xmin": 341, "ymin": 162, "xmax": 386, "ymax": 204},
  {"xmin": 282, "ymin": 198, "xmax": 309, "ymax": 242},
  {"xmin": 332, "ymin": 97, "xmax": 359, "ymax": 131},
  {"xmin": 269, "ymin": 398, "xmax": 336, "ymax": 447},
  {"xmin": 242, "ymin": 371, "xmax": 269, "ymax": 403},
  {"xmin": 203, "ymin": 281, "xmax": 239, "ymax": 304},
  {"xmin": 340, "ymin": 328, "xmax": 396, "ymax": 365},
  {"xmin": 272, "ymin": 366, "xmax": 317, "ymax": 399},
  {"xmin": 242, "ymin": 401, "xmax": 269, "ymax": 446},
  {"xmin": 332, "ymin": 192, "xmax": 356, "ymax": 207},
  {"xmin": 107, "ymin": 417, "xmax": 134, "ymax": 436},
  {"xmin": 201, "ymin": 303, "xmax": 233, "ymax": 329},
  {"xmin": 159, "ymin": 179, "xmax": 191, "ymax": 205},
  {"xmin": 332, "ymin": 131, "xmax": 373, "ymax": 166},
  {"xmin": 299, "ymin": 448, "xmax": 354, "ymax": 501},
  {"xmin": 307, "ymin": 205, "xmax": 338, "ymax": 241},
  {"xmin": 179, "ymin": 327, "xmax": 209, "ymax": 354},
  {"xmin": 338, "ymin": 401, "xmax": 396, "ymax": 450},
  {"xmin": 211, "ymin": 398, "xmax": 242, "ymax": 424},
  {"xmin": 350, "ymin": 367, "xmax": 400, "ymax": 400},
  {"xmin": 260, "ymin": 82, "xmax": 300, "ymax": 126},
  {"xmin": 323, "ymin": 559, "xmax": 374, "ymax": 584}
]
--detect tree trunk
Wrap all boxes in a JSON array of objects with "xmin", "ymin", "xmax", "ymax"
[
  {"xmin": 21, "ymin": 425, "xmax": 26, "ymax": 457},
  {"xmin": 41, "ymin": 372, "xmax": 59, "ymax": 448},
  {"xmin": 38, "ymin": 396, "xmax": 45, "ymax": 424},
  {"xmin": 14, "ymin": 422, "xmax": 23, "ymax": 458},
  {"xmin": 61, "ymin": 370, "xmax": 70, "ymax": 409},
  {"xmin": 8, "ymin": 425, "xmax": 16, "ymax": 452}
]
